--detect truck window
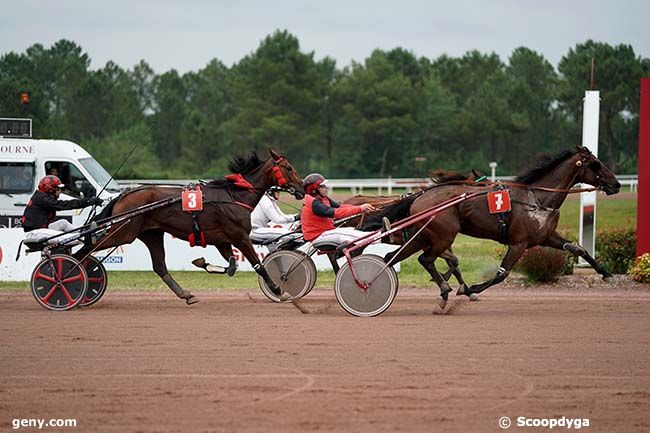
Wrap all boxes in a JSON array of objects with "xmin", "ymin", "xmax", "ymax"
[
  {"xmin": 45, "ymin": 161, "xmax": 96, "ymax": 198},
  {"xmin": 0, "ymin": 162, "xmax": 35, "ymax": 194},
  {"xmin": 78, "ymin": 157, "xmax": 120, "ymax": 192}
]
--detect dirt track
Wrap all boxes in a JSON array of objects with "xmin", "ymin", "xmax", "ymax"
[{"xmin": 1, "ymin": 284, "xmax": 650, "ymax": 433}]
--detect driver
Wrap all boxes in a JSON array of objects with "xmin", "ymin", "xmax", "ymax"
[
  {"xmin": 21, "ymin": 175, "xmax": 103, "ymax": 241},
  {"xmin": 250, "ymin": 186, "xmax": 301, "ymax": 250},
  {"xmin": 300, "ymin": 173, "xmax": 379, "ymax": 247}
]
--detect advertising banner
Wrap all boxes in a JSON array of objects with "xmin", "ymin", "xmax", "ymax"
[{"xmin": 1, "ymin": 228, "xmax": 398, "ymax": 281}]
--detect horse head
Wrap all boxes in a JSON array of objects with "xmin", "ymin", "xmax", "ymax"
[
  {"xmin": 269, "ymin": 148, "xmax": 305, "ymax": 199},
  {"xmin": 574, "ymin": 146, "xmax": 621, "ymax": 195}
]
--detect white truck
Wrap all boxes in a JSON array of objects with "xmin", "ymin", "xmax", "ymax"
[{"xmin": 0, "ymin": 118, "xmax": 120, "ymax": 228}]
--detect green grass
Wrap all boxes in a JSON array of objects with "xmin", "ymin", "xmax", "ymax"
[{"xmin": 1, "ymin": 195, "xmax": 636, "ymax": 291}]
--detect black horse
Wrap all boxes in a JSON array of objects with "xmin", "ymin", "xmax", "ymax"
[{"xmin": 78, "ymin": 149, "xmax": 304, "ymax": 305}]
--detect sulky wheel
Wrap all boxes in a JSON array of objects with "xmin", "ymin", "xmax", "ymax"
[
  {"xmin": 31, "ymin": 254, "xmax": 88, "ymax": 311},
  {"xmin": 334, "ymin": 254, "xmax": 398, "ymax": 317},
  {"xmin": 294, "ymin": 250, "xmax": 318, "ymax": 297},
  {"xmin": 79, "ymin": 256, "xmax": 108, "ymax": 307},
  {"xmin": 258, "ymin": 250, "xmax": 317, "ymax": 302}
]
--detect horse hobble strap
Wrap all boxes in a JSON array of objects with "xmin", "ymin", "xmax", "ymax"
[{"xmin": 182, "ymin": 184, "xmax": 207, "ymax": 248}]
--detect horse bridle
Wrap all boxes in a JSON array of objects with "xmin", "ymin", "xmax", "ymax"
[{"xmin": 271, "ymin": 156, "xmax": 301, "ymax": 197}]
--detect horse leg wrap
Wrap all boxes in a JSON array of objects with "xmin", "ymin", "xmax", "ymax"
[
  {"xmin": 162, "ymin": 274, "xmax": 197, "ymax": 304},
  {"xmin": 563, "ymin": 243, "xmax": 612, "ymax": 279},
  {"xmin": 439, "ymin": 282, "xmax": 452, "ymax": 300},
  {"xmin": 254, "ymin": 264, "xmax": 280, "ymax": 296},
  {"xmin": 192, "ymin": 257, "xmax": 233, "ymax": 275},
  {"xmin": 563, "ymin": 243, "xmax": 585, "ymax": 256},
  {"xmin": 490, "ymin": 267, "xmax": 509, "ymax": 286}
]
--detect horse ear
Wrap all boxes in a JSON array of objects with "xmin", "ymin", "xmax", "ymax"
[{"xmin": 269, "ymin": 148, "xmax": 282, "ymax": 161}]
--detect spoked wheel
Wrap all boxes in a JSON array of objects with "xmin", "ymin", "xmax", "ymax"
[
  {"xmin": 334, "ymin": 254, "xmax": 398, "ymax": 317},
  {"xmin": 31, "ymin": 254, "xmax": 88, "ymax": 311},
  {"xmin": 258, "ymin": 250, "xmax": 317, "ymax": 302},
  {"xmin": 295, "ymin": 250, "xmax": 318, "ymax": 297},
  {"xmin": 79, "ymin": 256, "xmax": 108, "ymax": 307}
]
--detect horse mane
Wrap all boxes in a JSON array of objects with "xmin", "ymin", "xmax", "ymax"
[
  {"xmin": 430, "ymin": 169, "xmax": 472, "ymax": 184},
  {"xmin": 357, "ymin": 193, "xmax": 420, "ymax": 231},
  {"xmin": 206, "ymin": 152, "xmax": 264, "ymax": 187},
  {"xmin": 514, "ymin": 149, "xmax": 575, "ymax": 185}
]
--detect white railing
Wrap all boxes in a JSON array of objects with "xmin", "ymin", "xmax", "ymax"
[{"xmin": 117, "ymin": 175, "xmax": 638, "ymax": 194}]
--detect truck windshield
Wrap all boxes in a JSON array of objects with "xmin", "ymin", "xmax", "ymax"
[
  {"xmin": 0, "ymin": 162, "xmax": 35, "ymax": 194},
  {"xmin": 78, "ymin": 158, "xmax": 120, "ymax": 192}
]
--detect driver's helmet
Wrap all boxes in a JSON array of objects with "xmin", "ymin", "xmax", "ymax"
[
  {"xmin": 38, "ymin": 175, "xmax": 64, "ymax": 194},
  {"xmin": 266, "ymin": 186, "xmax": 282, "ymax": 198},
  {"xmin": 303, "ymin": 173, "xmax": 327, "ymax": 196}
]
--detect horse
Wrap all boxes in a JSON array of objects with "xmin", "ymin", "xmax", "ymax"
[
  {"xmin": 341, "ymin": 168, "xmax": 487, "ymax": 293},
  {"xmin": 78, "ymin": 149, "xmax": 304, "ymax": 305},
  {"xmin": 361, "ymin": 146, "xmax": 621, "ymax": 306}
]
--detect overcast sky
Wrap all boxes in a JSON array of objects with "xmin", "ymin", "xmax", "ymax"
[{"xmin": 1, "ymin": 0, "xmax": 647, "ymax": 74}]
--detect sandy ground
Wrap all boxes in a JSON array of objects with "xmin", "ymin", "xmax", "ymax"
[{"xmin": 1, "ymin": 281, "xmax": 650, "ymax": 433}]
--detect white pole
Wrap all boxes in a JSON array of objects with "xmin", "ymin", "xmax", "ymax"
[
  {"xmin": 579, "ymin": 91, "xmax": 600, "ymax": 265},
  {"xmin": 489, "ymin": 162, "xmax": 497, "ymax": 181}
]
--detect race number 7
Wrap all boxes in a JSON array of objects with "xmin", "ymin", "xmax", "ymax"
[{"xmin": 487, "ymin": 190, "xmax": 511, "ymax": 214}]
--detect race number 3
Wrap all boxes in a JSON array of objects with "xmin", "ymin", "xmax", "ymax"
[
  {"xmin": 487, "ymin": 190, "xmax": 511, "ymax": 214},
  {"xmin": 182, "ymin": 189, "xmax": 203, "ymax": 212}
]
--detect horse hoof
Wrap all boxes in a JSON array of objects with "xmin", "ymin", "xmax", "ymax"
[
  {"xmin": 279, "ymin": 293, "xmax": 291, "ymax": 302},
  {"xmin": 469, "ymin": 293, "xmax": 479, "ymax": 301},
  {"xmin": 226, "ymin": 257, "xmax": 237, "ymax": 277},
  {"xmin": 191, "ymin": 258, "xmax": 206, "ymax": 269},
  {"xmin": 186, "ymin": 296, "xmax": 199, "ymax": 305},
  {"xmin": 437, "ymin": 297, "xmax": 447, "ymax": 309},
  {"xmin": 603, "ymin": 275, "xmax": 614, "ymax": 283},
  {"xmin": 456, "ymin": 285, "xmax": 467, "ymax": 296}
]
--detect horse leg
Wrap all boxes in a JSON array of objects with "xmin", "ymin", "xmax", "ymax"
[
  {"xmin": 459, "ymin": 243, "xmax": 527, "ymax": 296},
  {"xmin": 417, "ymin": 252, "xmax": 453, "ymax": 308},
  {"xmin": 191, "ymin": 243, "xmax": 238, "ymax": 276},
  {"xmin": 139, "ymin": 230, "xmax": 198, "ymax": 305},
  {"xmin": 385, "ymin": 238, "xmax": 452, "ymax": 307},
  {"xmin": 439, "ymin": 248, "xmax": 469, "ymax": 295},
  {"xmin": 542, "ymin": 231, "xmax": 613, "ymax": 281},
  {"xmin": 234, "ymin": 237, "xmax": 290, "ymax": 302}
]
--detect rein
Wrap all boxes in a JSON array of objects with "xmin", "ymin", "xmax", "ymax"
[{"xmin": 432, "ymin": 179, "xmax": 598, "ymax": 194}]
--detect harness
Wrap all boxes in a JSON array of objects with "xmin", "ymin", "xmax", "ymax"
[
  {"xmin": 489, "ymin": 183, "xmax": 510, "ymax": 245},
  {"xmin": 182, "ymin": 184, "xmax": 207, "ymax": 248},
  {"xmin": 271, "ymin": 157, "xmax": 288, "ymax": 187},
  {"xmin": 181, "ymin": 158, "xmax": 291, "ymax": 247}
]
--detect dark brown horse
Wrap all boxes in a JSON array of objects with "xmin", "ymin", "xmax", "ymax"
[
  {"xmin": 342, "ymin": 168, "xmax": 486, "ymax": 292},
  {"xmin": 78, "ymin": 149, "xmax": 304, "ymax": 304},
  {"xmin": 363, "ymin": 146, "xmax": 621, "ymax": 305}
]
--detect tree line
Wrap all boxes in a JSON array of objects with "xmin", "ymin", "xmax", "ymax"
[{"xmin": 1, "ymin": 30, "xmax": 648, "ymax": 179}]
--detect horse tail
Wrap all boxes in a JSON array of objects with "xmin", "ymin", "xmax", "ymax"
[
  {"xmin": 93, "ymin": 195, "xmax": 120, "ymax": 222},
  {"xmin": 357, "ymin": 193, "xmax": 419, "ymax": 231}
]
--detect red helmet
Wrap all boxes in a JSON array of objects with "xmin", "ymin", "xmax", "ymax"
[
  {"xmin": 38, "ymin": 175, "xmax": 64, "ymax": 193},
  {"xmin": 303, "ymin": 173, "xmax": 327, "ymax": 196}
]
